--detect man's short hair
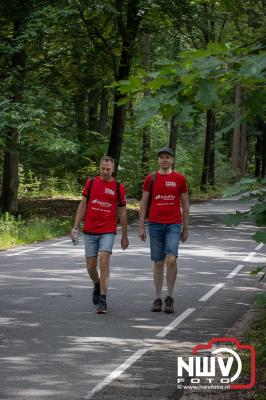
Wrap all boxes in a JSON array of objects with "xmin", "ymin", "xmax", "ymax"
[{"xmin": 100, "ymin": 155, "xmax": 115, "ymax": 164}]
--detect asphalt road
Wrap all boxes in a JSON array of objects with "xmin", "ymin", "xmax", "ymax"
[{"xmin": 0, "ymin": 197, "xmax": 265, "ymax": 400}]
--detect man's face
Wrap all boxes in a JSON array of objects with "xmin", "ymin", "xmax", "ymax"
[
  {"xmin": 100, "ymin": 160, "xmax": 114, "ymax": 181},
  {"xmin": 158, "ymin": 153, "xmax": 173, "ymax": 169}
]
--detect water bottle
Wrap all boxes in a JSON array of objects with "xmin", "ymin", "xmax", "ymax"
[{"xmin": 71, "ymin": 227, "xmax": 79, "ymax": 246}]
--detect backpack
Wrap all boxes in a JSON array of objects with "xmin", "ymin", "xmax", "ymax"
[{"xmin": 86, "ymin": 178, "xmax": 123, "ymax": 207}]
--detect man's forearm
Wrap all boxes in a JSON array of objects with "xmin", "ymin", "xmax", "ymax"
[
  {"xmin": 181, "ymin": 192, "xmax": 189, "ymax": 229},
  {"xmin": 74, "ymin": 201, "xmax": 87, "ymax": 228},
  {"xmin": 182, "ymin": 210, "xmax": 189, "ymax": 228},
  {"xmin": 182, "ymin": 204, "xmax": 189, "ymax": 229},
  {"xmin": 119, "ymin": 207, "xmax": 128, "ymax": 237},
  {"xmin": 139, "ymin": 200, "xmax": 147, "ymax": 228}
]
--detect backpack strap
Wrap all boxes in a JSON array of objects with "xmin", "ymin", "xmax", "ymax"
[
  {"xmin": 116, "ymin": 181, "xmax": 124, "ymax": 207},
  {"xmin": 86, "ymin": 178, "xmax": 95, "ymax": 205},
  {"xmin": 86, "ymin": 178, "xmax": 123, "ymax": 207}
]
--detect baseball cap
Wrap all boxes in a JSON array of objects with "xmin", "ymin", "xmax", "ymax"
[{"xmin": 157, "ymin": 146, "xmax": 174, "ymax": 157}]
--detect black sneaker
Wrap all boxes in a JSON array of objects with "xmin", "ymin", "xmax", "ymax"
[
  {"xmin": 92, "ymin": 283, "xmax": 100, "ymax": 305},
  {"xmin": 97, "ymin": 298, "xmax": 107, "ymax": 314},
  {"xmin": 151, "ymin": 298, "xmax": 163, "ymax": 312},
  {"xmin": 164, "ymin": 296, "xmax": 174, "ymax": 313}
]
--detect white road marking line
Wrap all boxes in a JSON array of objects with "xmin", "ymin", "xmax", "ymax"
[
  {"xmin": 83, "ymin": 348, "xmax": 149, "ymax": 400},
  {"xmin": 226, "ymin": 243, "xmax": 264, "ymax": 279},
  {"xmin": 199, "ymin": 283, "xmax": 225, "ymax": 302},
  {"xmin": 84, "ymin": 308, "xmax": 195, "ymax": 398},
  {"xmin": 244, "ymin": 252, "xmax": 256, "ymax": 262},
  {"xmin": 255, "ymin": 242, "xmax": 264, "ymax": 251},
  {"xmin": 156, "ymin": 308, "xmax": 195, "ymax": 338},
  {"xmin": 6, "ymin": 247, "xmax": 43, "ymax": 257},
  {"xmin": 226, "ymin": 265, "xmax": 245, "ymax": 279},
  {"xmin": 50, "ymin": 239, "xmax": 71, "ymax": 246}
]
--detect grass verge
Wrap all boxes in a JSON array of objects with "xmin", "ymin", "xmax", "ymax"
[
  {"xmin": 0, "ymin": 213, "xmax": 72, "ymax": 250},
  {"xmin": 244, "ymin": 294, "xmax": 266, "ymax": 398}
]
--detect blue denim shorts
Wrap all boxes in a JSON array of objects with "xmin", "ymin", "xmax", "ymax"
[
  {"xmin": 84, "ymin": 233, "xmax": 115, "ymax": 257},
  {"xmin": 148, "ymin": 223, "xmax": 182, "ymax": 261}
]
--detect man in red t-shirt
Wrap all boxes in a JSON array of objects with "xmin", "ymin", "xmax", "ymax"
[
  {"xmin": 139, "ymin": 147, "xmax": 189, "ymax": 313},
  {"xmin": 71, "ymin": 156, "xmax": 129, "ymax": 314}
]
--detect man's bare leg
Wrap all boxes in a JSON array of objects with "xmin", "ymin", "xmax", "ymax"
[
  {"xmin": 164, "ymin": 254, "xmax": 177, "ymax": 313},
  {"xmin": 99, "ymin": 251, "xmax": 111, "ymax": 295},
  {"xmin": 86, "ymin": 256, "xmax": 99, "ymax": 284},
  {"xmin": 86, "ymin": 256, "xmax": 100, "ymax": 305},
  {"xmin": 97, "ymin": 251, "xmax": 111, "ymax": 314},
  {"xmin": 151, "ymin": 260, "xmax": 165, "ymax": 312},
  {"xmin": 154, "ymin": 260, "xmax": 165, "ymax": 299},
  {"xmin": 166, "ymin": 254, "xmax": 177, "ymax": 297}
]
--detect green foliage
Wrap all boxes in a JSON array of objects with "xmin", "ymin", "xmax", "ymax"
[
  {"xmin": 245, "ymin": 295, "xmax": 266, "ymax": 367},
  {"xmin": 250, "ymin": 267, "xmax": 266, "ymax": 283},
  {"xmin": 19, "ymin": 165, "xmax": 41, "ymax": 196},
  {"xmin": 118, "ymin": 116, "xmax": 170, "ymax": 197},
  {"xmin": 223, "ymin": 179, "xmax": 259, "ymax": 198},
  {"xmin": 255, "ymin": 293, "xmax": 266, "ymax": 307},
  {"xmin": 117, "ymin": 43, "xmax": 266, "ymax": 130},
  {"xmin": 0, "ymin": 212, "xmax": 72, "ymax": 250},
  {"xmin": 18, "ymin": 165, "xmax": 82, "ymax": 198},
  {"xmin": 0, "ymin": 0, "xmax": 265, "ymax": 216},
  {"xmin": 224, "ymin": 210, "xmax": 249, "ymax": 226},
  {"xmin": 224, "ymin": 179, "xmax": 266, "ymax": 243}
]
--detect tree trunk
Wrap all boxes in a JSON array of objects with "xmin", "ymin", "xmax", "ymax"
[
  {"xmin": 1, "ymin": 133, "xmax": 20, "ymax": 214},
  {"xmin": 201, "ymin": 109, "xmax": 215, "ymax": 189},
  {"xmin": 141, "ymin": 31, "xmax": 151, "ymax": 180},
  {"xmin": 232, "ymin": 85, "xmax": 241, "ymax": 177},
  {"xmin": 240, "ymin": 121, "xmax": 248, "ymax": 177},
  {"xmin": 88, "ymin": 103, "xmax": 98, "ymax": 132},
  {"xmin": 98, "ymin": 87, "xmax": 109, "ymax": 136},
  {"xmin": 169, "ymin": 116, "xmax": 179, "ymax": 169},
  {"xmin": 255, "ymin": 130, "xmax": 262, "ymax": 178},
  {"xmin": 107, "ymin": 0, "xmax": 141, "ymax": 174},
  {"xmin": 261, "ymin": 123, "xmax": 266, "ymax": 178},
  {"xmin": 1, "ymin": 20, "xmax": 26, "ymax": 214},
  {"xmin": 73, "ymin": 93, "xmax": 87, "ymax": 142},
  {"xmin": 256, "ymin": 118, "xmax": 266, "ymax": 178},
  {"xmin": 208, "ymin": 111, "xmax": 216, "ymax": 186}
]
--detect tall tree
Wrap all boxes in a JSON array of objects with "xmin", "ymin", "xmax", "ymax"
[
  {"xmin": 107, "ymin": 0, "xmax": 141, "ymax": 173},
  {"xmin": 240, "ymin": 121, "xmax": 248, "ymax": 177},
  {"xmin": 201, "ymin": 109, "xmax": 216, "ymax": 188},
  {"xmin": 141, "ymin": 30, "xmax": 151, "ymax": 179},
  {"xmin": 255, "ymin": 118, "xmax": 266, "ymax": 178},
  {"xmin": 232, "ymin": 85, "xmax": 241, "ymax": 177},
  {"xmin": 98, "ymin": 87, "xmax": 109, "ymax": 136},
  {"xmin": 169, "ymin": 117, "xmax": 178, "ymax": 169},
  {"xmin": 1, "ymin": 1, "xmax": 27, "ymax": 213}
]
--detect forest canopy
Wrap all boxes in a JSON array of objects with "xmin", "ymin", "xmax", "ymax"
[{"xmin": 0, "ymin": 0, "xmax": 265, "ymax": 213}]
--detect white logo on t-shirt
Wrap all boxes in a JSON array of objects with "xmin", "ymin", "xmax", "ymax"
[
  {"xmin": 92, "ymin": 199, "xmax": 112, "ymax": 208},
  {"xmin": 105, "ymin": 188, "xmax": 115, "ymax": 196},
  {"xmin": 154, "ymin": 194, "xmax": 175, "ymax": 201},
  {"xmin": 165, "ymin": 181, "xmax": 176, "ymax": 187}
]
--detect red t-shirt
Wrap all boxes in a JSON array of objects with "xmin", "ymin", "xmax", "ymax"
[
  {"xmin": 82, "ymin": 176, "xmax": 126, "ymax": 234},
  {"xmin": 143, "ymin": 171, "xmax": 188, "ymax": 224}
]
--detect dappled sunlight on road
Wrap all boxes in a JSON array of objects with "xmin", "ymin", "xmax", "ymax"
[{"xmin": 0, "ymin": 197, "xmax": 264, "ymax": 399}]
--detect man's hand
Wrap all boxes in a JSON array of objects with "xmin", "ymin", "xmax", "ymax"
[
  {"xmin": 121, "ymin": 236, "xmax": 129, "ymax": 250},
  {"xmin": 71, "ymin": 227, "xmax": 79, "ymax": 245},
  {"xmin": 181, "ymin": 227, "xmax": 188, "ymax": 243},
  {"xmin": 139, "ymin": 227, "xmax": 146, "ymax": 241},
  {"xmin": 71, "ymin": 227, "xmax": 79, "ymax": 239}
]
